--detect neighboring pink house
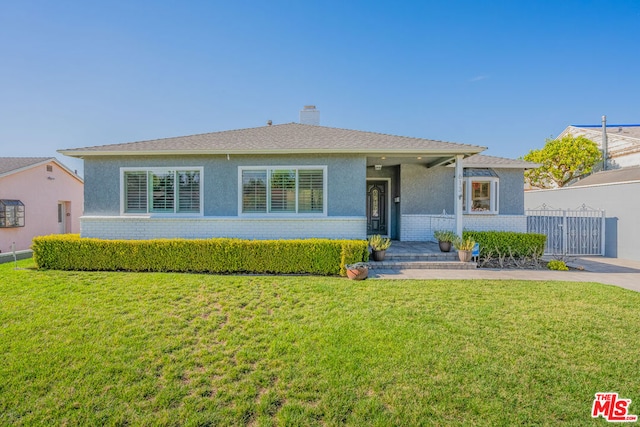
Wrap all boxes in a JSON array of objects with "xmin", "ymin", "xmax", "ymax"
[{"xmin": 0, "ymin": 157, "xmax": 83, "ymax": 253}]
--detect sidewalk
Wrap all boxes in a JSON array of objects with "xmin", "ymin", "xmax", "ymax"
[
  {"xmin": 0, "ymin": 249, "xmax": 33, "ymax": 265},
  {"xmin": 371, "ymin": 256, "xmax": 640, "ymax": 293}
]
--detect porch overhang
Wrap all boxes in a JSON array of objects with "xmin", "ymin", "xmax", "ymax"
[{"xmin": 365, "ymin": 150, "xmax": 483, "ymax": 168}]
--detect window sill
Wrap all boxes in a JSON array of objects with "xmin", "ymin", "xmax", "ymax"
[
  {"xmin": 239, "ymin": 213, "xmax": 328, "ymax": 218},
  {"xmin": 121, "ymin": 213, "xmax": 204, "ymax": 218},
  {"xmin": 464, "ymin": 211, "xmax": 499, "ymax": 215}
]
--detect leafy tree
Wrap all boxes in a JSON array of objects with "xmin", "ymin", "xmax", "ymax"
[{"xmin": 523, "ymin": 135, "xmax": 602, "ymax": 188}]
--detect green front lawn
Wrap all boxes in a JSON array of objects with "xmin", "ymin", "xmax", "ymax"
[{"xmin": 1, "ymin": 260, "xmax": 639, "ymax": 425}]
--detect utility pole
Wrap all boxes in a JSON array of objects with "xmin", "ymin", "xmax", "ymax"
[{"xmin": 601, "ymin": 115, "xmax": 608, "ymax": 171}]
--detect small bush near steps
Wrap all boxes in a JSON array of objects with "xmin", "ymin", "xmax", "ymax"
[
  {"xmin": 463, "ymin": 231, "xmax": 546, "ymax": 258},
  {"xmin": 547, "ymin": 260, "xmax": 569, "ymax": 271},
  {"xmin": 463, "ymin": 231, "xmax": 547, "ymax": 269}
]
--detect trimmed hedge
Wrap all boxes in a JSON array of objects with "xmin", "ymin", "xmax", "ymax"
[
  {"xmin": 462, "ymin": 230, "xmax": 546, "ymax": 258},
  {"xmin": 32, "ymin": 235, "xmax": 369, "ymax": 276}
]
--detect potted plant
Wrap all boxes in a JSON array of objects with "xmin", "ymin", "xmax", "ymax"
[
  {"xmin": 453, "ymin": 235, "xmax": 476, "ymax": 262},
  {"xmin": 433, "ymin": 230, "xmax": 457, "ymax": 252},
  {"xmin": 345, "ymin": 262, "xmax": 369, "ymax": 280},
  {"xmin": 368, "ymin": 235, "xmax": 392, "ymax": 261}
]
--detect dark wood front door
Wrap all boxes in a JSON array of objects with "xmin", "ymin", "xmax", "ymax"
[{"xmin": 367, "ymin": 181, "xmax": 388, "ymax": 235}]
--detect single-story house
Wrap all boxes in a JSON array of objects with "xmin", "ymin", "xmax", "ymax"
[
  {"xmin": 0, "ymin": 157, "xmax": 84, "ymax": 253},
  {"xmin": 59, "ymin": 107, "xmax": 536, "ymax": 241},
  {"xmin": 558, "ymin": 122, "xmax": 640, "ymax": 170}
]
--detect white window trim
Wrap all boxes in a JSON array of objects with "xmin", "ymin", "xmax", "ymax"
[
  {"xmin": 0, "ymin": 199, "xmax": 25, "ymax": 228},
  {"xmin": 120, "ymin": 167, "xmax": 204, "ymax": 216},
  {"xmin": 238, "ymin": 165, "xmax": 328, "ymax": 217},
  {"xmin": 463, "ymin": 177, "xmax": 499, "ymax": 215}
]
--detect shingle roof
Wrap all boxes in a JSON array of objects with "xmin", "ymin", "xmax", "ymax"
[
  {"xmin": 571, "ymin": 166, "xmax": 640, "ymax": 187},
  {"xmin": 0, "ymin": 157, "xmax": 84, "ymax": 183},
  {"xmin": 572, "ymin": 125, "xmax": 640, "ymax": 140},
  {"xmin": 59, "ymin": 123, "xmax": 486, "ymax": 157},
  {"xmin": 0, "ymin": 157, "xmax": 53, "ymax": 176},
  {"xmin": 560, "ymin": 125, "xmax": 640, "ymax": 160},
  {"xmin": 461, "ymin": 154, "xmax": 539, "ymax": 169},
  {"xmin": 464, "ymin": 168, "xmax": 499, "ymax": 177}
]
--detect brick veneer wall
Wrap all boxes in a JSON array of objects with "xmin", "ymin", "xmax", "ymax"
[
  {"xmin": 80, "ymin": 216, "xmax": 367, "ymax": 240},
  {"xmin": 400, "ymin": 214, "xmax": 527, "ymax": 241}
]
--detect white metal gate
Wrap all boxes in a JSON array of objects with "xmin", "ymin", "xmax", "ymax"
[{"xmin": 526, "ymin": 204, "xmax": 605, "ymax": 256}]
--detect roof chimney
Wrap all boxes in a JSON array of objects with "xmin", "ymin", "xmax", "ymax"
[{"xmin": 300, "ymin": 105, "xmax": 320, "ymax": 125}]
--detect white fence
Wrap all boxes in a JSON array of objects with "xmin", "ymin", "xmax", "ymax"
[{"xmin": 526, "ymin": 204, "xmax": 605, "ymax": 256}]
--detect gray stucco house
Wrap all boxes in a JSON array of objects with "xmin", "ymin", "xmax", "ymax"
[{"xmin": 59, "ymin": 107, "xmax": 536, "ymax": 241}]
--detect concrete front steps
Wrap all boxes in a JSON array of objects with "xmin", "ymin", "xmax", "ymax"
[{"xmin": 368, "ymin": 251, "xmax": 477, "ymax": 270}]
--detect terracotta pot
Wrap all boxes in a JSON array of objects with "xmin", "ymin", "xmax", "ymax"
[
  {"xmin": 346, "ymin": 266, "xmax": 368, "ymax": 280},
  {"xmin": 371, "ymin": 249, "xmax": 386, "ymax": 261},
  {"xmin": 458, "ymin": 249, "xmax": 473, "ymax": 262},
  {"xmin": 438, "ymin": 241, "xmax": 452, "ymax": 252}
]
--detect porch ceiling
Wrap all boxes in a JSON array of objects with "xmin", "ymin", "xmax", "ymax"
[{"xmin": 366, "ymin": 154, "xmax": 458, "ymax": 168}]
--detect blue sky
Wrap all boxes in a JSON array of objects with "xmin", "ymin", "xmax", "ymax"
[{"xmin": 2, "ymin": 0, "xmax": 639, "ymax": 175}]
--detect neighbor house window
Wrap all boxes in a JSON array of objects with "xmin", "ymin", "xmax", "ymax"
[
  {"xmin": 462, "ymin": 169, "xmax": 499, "ymax": 214},
  {"xmin": 121, "ymin": 168, "xmax": 202, "ymax": 214},
  {"xmin": 240, "ymin": 166, "xmax": 326, "ymax": 214},
  {"xmin": 0, "ymin": 200, "xmax": 25, "ymax": 227}
]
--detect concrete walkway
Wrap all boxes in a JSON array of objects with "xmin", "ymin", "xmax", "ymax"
[
  {"xmin": 371, "ymin": 256, "xmax": 640, "ymax": 293},
  {"xmin": 0, "ymin": 249, "xmax": 33, "ymax": 265}
]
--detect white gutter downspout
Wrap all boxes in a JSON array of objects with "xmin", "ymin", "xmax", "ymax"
[{"xmin": 454, "ymin": 154, "xmax": 464, "ymax": 237}]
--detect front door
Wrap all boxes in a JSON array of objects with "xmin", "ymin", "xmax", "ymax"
[
  {"xmin": 367, "ymin": 181, "xmax": 388, "ymax": 236},
  {"xmin": 58, "ymin": 202, "xmax": 66, "ymax": 234}
]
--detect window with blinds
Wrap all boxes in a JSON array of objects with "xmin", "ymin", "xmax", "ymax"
[
  {"xmin": 242, "ymin": 170, "xmax": 267, "ymax": 213},
  {"xmin": 177, "ymin": 171, "xmax": 200, "ymax": 213},
  {"xmin": 298, "ymin": 169, "xmax": 324, "ymax": 213},
  {"xmin": 122, "ymin": 168, "xmax": 201, "ymax": 214},
  {"xmin": 150, "ymin": 171, "xmax": 175, "ymax": 213},
  {"xmin": 270, "ymin": 170, "xmax": 296, "ymax": 212},
  {"xmin": 124, "ymin": 172, "xmax": 148, "ymax": 213},
  {"xmin": 240, "ymin": 166, "xmax": 325, "ymax": 215}
]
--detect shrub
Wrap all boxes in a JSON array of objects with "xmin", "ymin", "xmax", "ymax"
[
  {"xmin": 368, "ymin": 234, "xmax": 391, "ymax": 251},
  {"xmin": 453, "ymin": 236, "xmax": 475, "ymax": 251},
  {"xmin": 463, "ymin": 231, "xmax": 546, "ymax": 258},
  {"xmin": 433, "ymin": 230, "xmax": 457, "ymax": 243},
  {"xmin": 547, "ymin": 260, "xmax": 569, "ymax": 271},
  {"xmin": 32, "ymin": 235, "xmax": 369, "ymax": 276}
]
